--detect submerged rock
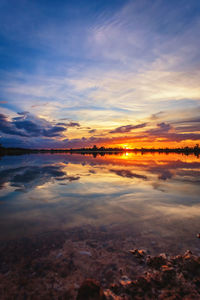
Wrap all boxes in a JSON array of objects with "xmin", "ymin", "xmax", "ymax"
[
  {"xmin": 76, "ymin": 279, "xmax": 106, "ymax": 300},
  {"xmin": 119, "ymin": 275, "xmax": 131, "ymax": 286},
  {"xmin": 129, "ymin": 248, "xmax": 146, "ymax": 258},
  {"xmin": 146, "ymin": 253, "xmax": 167, "ymax": 269}
]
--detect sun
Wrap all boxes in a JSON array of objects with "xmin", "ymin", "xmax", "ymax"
[{"xmin": 122, "ymin": 144, "xmax": 130, "ymax": 149}]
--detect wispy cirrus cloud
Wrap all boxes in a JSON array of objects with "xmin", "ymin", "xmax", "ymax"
[{"xmin": 1, "ymin": 1, "xmax": 200, "ymax": 121}]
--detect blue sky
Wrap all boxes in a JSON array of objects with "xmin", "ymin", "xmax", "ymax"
[{"xmin": 0, "ymin": 0, "xmax": 200, "ymax": 148}]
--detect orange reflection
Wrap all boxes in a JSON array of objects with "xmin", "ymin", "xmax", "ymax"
[{"xmin": 82, "ymin": 152, "xmax": 200, "ymax": 166}]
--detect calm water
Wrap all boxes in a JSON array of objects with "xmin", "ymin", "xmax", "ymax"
[{"xmin": 0, "ymin": 152, "xmax": 200, "ymax": 254}]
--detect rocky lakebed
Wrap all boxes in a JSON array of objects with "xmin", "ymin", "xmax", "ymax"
[{"xmin": 0, "ymin": 225, "xmax": 200, "ymax": 299}]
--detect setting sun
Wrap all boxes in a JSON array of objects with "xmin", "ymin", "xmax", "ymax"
[{"xmin": 122, "ymin": 145, "xmax": 129, "ymax": 149}]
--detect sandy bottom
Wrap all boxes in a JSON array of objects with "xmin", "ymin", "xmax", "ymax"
[{"xmin": 0, "ymin": 225, "xmax": 200, "ymax": 299}]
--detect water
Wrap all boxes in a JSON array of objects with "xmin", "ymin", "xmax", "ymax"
[{"xmin": 0, "ymin": 152, "xmax": 200, "ymax": 254}]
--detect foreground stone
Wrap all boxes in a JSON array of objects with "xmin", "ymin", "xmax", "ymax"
[
  {"xmin": 76, "ymin": 279, "xmax": 106, "ymax": 300},
  {"xmin": 75, "ymin": 249, "xmax": 200, "ymax": 299}
]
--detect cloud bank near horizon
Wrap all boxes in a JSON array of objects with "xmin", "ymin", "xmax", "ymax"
[{"xmin": 0, "ymin": 109, "xmax": 200, "ymax": 149}]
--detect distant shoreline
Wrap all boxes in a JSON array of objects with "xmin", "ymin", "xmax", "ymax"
[{"xmin": 0, "ymin": 145, "xmax": 199, "ymax": 157}]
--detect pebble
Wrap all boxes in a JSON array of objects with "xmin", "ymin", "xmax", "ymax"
[
  {"xmin": 74, "ymin": 283, "xmax": 80, "ymax": 290},
  {"xmin": 120, "ymin": 275, "xmax": 132, "ymax": 286},
  {"xmin": 56, "ymin": 252, "xmax": 62, "ymax": 258},
  {"xmin": 129, "ymin": 249, "xmax": 146, "ymax": 257},
  {"xmin": 79, "ymin": 251, "xmax": 92, "ymax": 256}
]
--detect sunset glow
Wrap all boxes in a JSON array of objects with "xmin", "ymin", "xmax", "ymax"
[{"xmin": 0, "ymin": 0, "xmax": 199, "ymax": 149}]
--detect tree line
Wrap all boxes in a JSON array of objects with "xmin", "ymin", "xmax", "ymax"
[{"xmin": 0, "ymin": 143, "xmax": 199, "ymax": 157}]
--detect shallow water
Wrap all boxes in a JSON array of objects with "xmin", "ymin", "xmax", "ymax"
[{"xmin": 0, "ymin": 152, "xmax": 200, "ymax": 254}]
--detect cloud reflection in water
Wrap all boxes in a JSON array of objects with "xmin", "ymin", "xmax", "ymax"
[{"xmin": 0, "ymin": 153, "xmax": 199, "ymax": 249}]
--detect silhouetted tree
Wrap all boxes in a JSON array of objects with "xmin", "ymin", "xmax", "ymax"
[
  {"xmin": 99, "ymin": 146, "xmax": 105, "ymax": 151},
  {"xmin": 92, "ymin": 145, "xmax": 98, "ymax": 151}
]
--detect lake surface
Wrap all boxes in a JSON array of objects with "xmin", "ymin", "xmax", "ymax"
[{"xmin": 0, "ymin": 152, "xmax": 200, "ymax": 254}]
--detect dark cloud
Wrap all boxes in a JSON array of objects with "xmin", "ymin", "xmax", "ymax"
[
  {"xmin": 174, "ymin": 117, "xmax": 200, "ymax": 124},
  {"xmin": 0, "ymin": 112, "xmax": 66, "ymax": 138},
  {"xmin": 150, "ymin": 111, "xmax": 165, "ymax": 120},
  {"xmin": 12, "ymin": 116, "xmax": 25, "ymax": 121},
  {"xmin": 0, "ymin": 165, "xmax": 66, "ymax": 191},
  {"xmin": 43, "ymin": 126, "xmax": 66, "ymax": 137},
  {"xmin": 56, "ymin": 122, "xmax": 68, "ymax": 126},
  {"xmin": 157, "ymin": 122, "xmax": 171, "ymax": 131},
  {"xmin": 0, "ymin": 136, "xmax": 69, "ymax": 149},
  {"xmin": 175, "ymin": 125, "xmax": 200, "ymax": 132},
  {"xmin": 17, "ymin": 111, "xmax": 29, "ymax": 115},
  {"xmin": 15, "ymin": 120, "xmax": 42, "ymax": 135},
  {"xmin": 0, "ymin": 165, "xmax": 80, "ymax": 191},
  {"xmin": 56, "ymin": 122, "xmax": 80, "ymax": 128},
  {"xmin": 88, "ymin": 129, "xmax": 96, "ymax": 133},
  {"xmin": 110, "ymin": 169, "xmax": 147, "ymax": 180},
  {"xmin": 63, "ymin": 176, "xmax": 80, "ymax": 182},
  {"xmin": 14, "ymin": 117, "xmax": 66, "ymax": 137},
  {"xmin": 109, "ymin": 123, "xmax": 147, "ymax": 133},
  {"xmin": 146, "ymin": 160, "xmax": 200, "ymax": 182},
  {"xmin": 165, "ymin": 132, "xmax": 200, "ymax": 142},
  {"xmin": 0, "ymin": 114, "xmax": 8, "ymax": 122},
  {"xmin": 67, "ymin": 121, "xmax": 80, "ymax": 127},
  {"xmin": 147, "ymin": 122, "xmax": 172, "ymax": 136},
  {"xmin": 146, "ymin": 122, "xmax": 200, "ymax": 141},
  {"xmin": 0, "ymin": 113, "xmax": 28, "ymax": 137}
]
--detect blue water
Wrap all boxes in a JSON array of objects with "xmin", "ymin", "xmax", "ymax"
[{"xmin": 0, "ymin": 152, "xmax": 200, "ymax": 254}]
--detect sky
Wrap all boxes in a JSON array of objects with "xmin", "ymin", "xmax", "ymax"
[{"xmin": 0, "ymin": 0, "xmax": 200, "ymax": 149}]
